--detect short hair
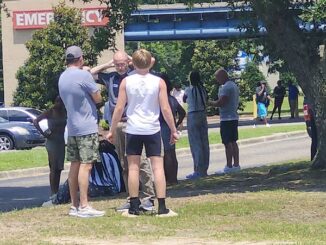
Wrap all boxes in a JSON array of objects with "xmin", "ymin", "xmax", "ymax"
[
  {"xmin": 132, "ymin": 49, "xmax": 152, "ymax": 69},
  {"xmin": 214, "ymin": 68, "xmax": 228, "ymax": 79}
]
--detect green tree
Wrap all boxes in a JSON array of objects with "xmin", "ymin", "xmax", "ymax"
[
  {"xmin": 239, "ymin": 62, "xmax": 266, "ymax": 103},
  {"xmin": 236, "ymin": 0, "xmax": 326, "ymax": 168},
  {"xmin": 13, "ymin": 3, "xmax": 99, "ymax": 109},
  {"xmin": 80, "ymin": 0, "xmax": 325, "ymax": 168},
  {"xmin": 191, "ymin": 40, "xmax": 238, "ymax": 96}
]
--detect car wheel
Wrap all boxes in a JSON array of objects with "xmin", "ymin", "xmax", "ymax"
[{"xmin": 0, "ymin": 134, "xmax": 14, "ymax": 151}]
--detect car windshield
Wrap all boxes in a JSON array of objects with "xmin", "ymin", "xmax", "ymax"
[{"xmin": 26, "ymin": 108, "xmax": 43, "ymax": 116}]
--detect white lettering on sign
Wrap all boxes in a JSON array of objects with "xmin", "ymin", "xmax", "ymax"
[{"xmin": 13, "ymin": 8, "xmax": 107, "ymax": 30}]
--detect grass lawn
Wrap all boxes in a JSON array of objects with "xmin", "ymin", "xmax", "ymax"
[
  {"xmin": 176, "ymin": 123, "xmax": 306, "ymax": 148},
  {"xmin": 241, "ymin": 95, "xmax": 304, "ymax": 115},
  {"xmin": 1, "ymin": 160, "xmax": 326, "ymax": 244},
  {"xmin": 0, "ymin": 124, "xmax": 306, "ymax": 172}
]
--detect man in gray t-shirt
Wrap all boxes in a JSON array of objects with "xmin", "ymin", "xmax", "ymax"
[
  {"xmin": 208, "ymin": 68, "xmax": 240, "ymax": 174},
  {"xmin": 58, "ymin": 45, "xmax": 104, "ymax": 218}
]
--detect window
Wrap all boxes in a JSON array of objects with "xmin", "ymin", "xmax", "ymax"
[
  {"xmin": 0, "ymin": 110, "xmax": 8, "ymax": 121},
  {"xmin": 26, "ymin": 109, "xmax": 43, "ymax": 117},
  {"xmin": 8, "ymin": 110, "xmax": 31, "ymax": 122}
]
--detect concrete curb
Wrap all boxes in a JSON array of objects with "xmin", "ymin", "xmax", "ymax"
[{"xmin": 0, "ymin": 131, "xmax": 308, "ymax": 180}]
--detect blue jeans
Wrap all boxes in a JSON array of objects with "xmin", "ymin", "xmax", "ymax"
[{"xmin": 187, "ymin": 111, "xmax": 210, "ymax": 175}]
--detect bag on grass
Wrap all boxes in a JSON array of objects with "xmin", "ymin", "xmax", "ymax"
[{"xmin": 55, "ymin": 140, "xmax": 124, "ymax": 204}]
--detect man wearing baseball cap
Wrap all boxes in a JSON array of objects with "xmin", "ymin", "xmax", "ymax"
[{"xmin": 59, "ymin": 45, "xmax": 105, "ymax": 218}]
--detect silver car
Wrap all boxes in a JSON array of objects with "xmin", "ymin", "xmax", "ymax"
[{"xmin": 0, "ymin": 107, "xmax": 46, "ymax": 151}]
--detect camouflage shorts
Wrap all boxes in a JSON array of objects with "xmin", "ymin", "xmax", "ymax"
[{"xmin": 67, "ymin": 133, "xmax": 100, "ymax": 164}]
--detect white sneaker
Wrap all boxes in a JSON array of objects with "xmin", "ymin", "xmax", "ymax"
[
  {"xmin": 216, "ymin": 166, "xmax": 241, "ymax": 175},
  {"xmin": 266, "ymin": 123, "xmax": 271, "ymax": 127},
  {"xmin": 156, "ymin": 209, "xmax": 178, "ymax": 217},
  {"xmin": 68, "ymin": 206, "xmax": 78, "ymax": 217},
  {"xmin": 121, "ymin": 210, "xmax": 139, "ymax": 218},
  {"xmin": 42, "ymin": 194, "xmax": 57, "ymax": 207},
  {"xmin": 252, "ymin": 124, "xmax": 256, "ymax": 128},
  {"xmin": 232, "ymin": 166, "xmax": 241, "ymax": 172},
  {"xmin": 77, "ymin": 205, "xmax": 105, "ymax": 218}
]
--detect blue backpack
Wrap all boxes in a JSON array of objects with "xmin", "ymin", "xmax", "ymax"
[{"xmin": 55, "ymin": 140, "xmax": 125, "ymax": 204}]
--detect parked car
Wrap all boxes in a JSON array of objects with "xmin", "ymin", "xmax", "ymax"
[
  {"xmin": 0, "ymin": 114, "xmax": 45, "ymax": 151},
  {"xmin": 0, "ymin": 107, "xmax": 68, "ymax": 151}
]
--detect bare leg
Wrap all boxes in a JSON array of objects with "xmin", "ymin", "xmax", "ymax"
[
  {"xmin": 150, "ymin": 156, "xmax": 166, "ymax": 198},
  {"xmin": 68, "ymin": 161, "xmax": 80, "ymax": 208},
  {"xmin": 127, "ymin": 155, "xmax": 141, "ymax": 198},
  {"xmin": 78, "ymin": 163, "xmax": 93, "ymax": 208},
  {"xmin": 225, "ymin": 143, "xmax": 233, "ymax": 168},
  {"xmin": 232, "ymin": 142, "xmax": 239, "ymax": 167}
]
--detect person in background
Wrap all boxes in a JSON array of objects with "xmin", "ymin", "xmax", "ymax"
[
  {"xmin": 172, "ymin": 82, "xmax": 185, "ymax": 132},
  {"xmin": 107, "ymin": 49, "xmax": 179, "ymax": 217},
  {"xmin": 59, "ymin": 45, "xmax": 104, "ymax": 218},
  {"xmin": 160, "ymin": 74, "xmax": 186, "ymax": 185},
  {"xmin": 90, "ymin": 51, "xmax": 156, "ymax": 212},
  {"xmin": 33, "ymin": 96, "xmax": 66, "ymax": 207},
  {"xmin": 208, "ymin": 69, "xmax": 240, "ymax": 174},
  {"xmin": 183, "ymin": 71, "xmax": 210, "ymax": 180},
  {"xmin": 270, "ymin": 80, "xmax": 286, "ymax": 120},
  {"xmin": 288, "ymin": 81, "xmax": 299, "ymax": 119},
  {"xmin": 254, "ymin": 81, "xmax": 272, "ymax": 128}
]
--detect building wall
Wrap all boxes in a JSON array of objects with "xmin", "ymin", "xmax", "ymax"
[{"xmin": 1, "ymin": 0, "xmax": 124, "ymax": 106}]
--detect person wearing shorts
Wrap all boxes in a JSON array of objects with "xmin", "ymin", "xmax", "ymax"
[
  {"xmin": 107, "ymin": 49, "xmax": 179, "ymax": 217},
  {"xmin": 208, "ymin": 68, "xmax": 240, "ymax": 174},
  {"xmin": 59, "ymin": 45, "xmax": 105, "ymax": 218},
  {"xmin": 90, "ymin": 50, "xmax": 156, "ymax": 212}
]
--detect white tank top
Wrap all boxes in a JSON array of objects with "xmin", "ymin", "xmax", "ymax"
[{"xmin": 125, "ymin": 73, "xmax": 161, "ymax": 135}]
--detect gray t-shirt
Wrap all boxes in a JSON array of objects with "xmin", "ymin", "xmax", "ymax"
[
  {"xmin": 59, "ymin": 67, "xmax": 99, "ymax": 136},
  {"xmin": 218, "ymin": 80, "xmax": 239, "ymax": 121}
]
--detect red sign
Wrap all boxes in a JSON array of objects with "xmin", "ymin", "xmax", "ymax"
[{"xmin": 13, "ymin": 7, "xmax": 108, "ymax": 30}]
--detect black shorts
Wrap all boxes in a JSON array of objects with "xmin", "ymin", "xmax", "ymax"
[
  {"xmin": 220, "ymin": 120, "xmax": 238, "ymax": 145},
  {"xmin": 126, "ymin": 131, "xmax": 162, "ymax": 157}
]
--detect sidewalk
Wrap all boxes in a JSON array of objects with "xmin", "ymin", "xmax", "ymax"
[{"xmin": 0, "ymin": 130, "xmax": 308, "ymax": 180}]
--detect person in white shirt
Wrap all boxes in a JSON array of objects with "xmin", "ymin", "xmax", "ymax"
[
  {"xmin": 107, "ymin": 49, "xmax": 179, "ymax": 217},
  {"xmin": 172, "ymin": 82, "xmax": 185, "ymax": 131}
]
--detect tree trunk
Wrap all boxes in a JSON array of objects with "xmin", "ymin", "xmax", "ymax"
[{"xmin": 251, "ymin": 0, "xmax": 326, "ymax": 168}]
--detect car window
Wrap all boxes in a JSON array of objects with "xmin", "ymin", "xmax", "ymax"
[
  {"xmin": 0, "ymin": 110, "xmax": 8, "ymax": 120},
  {"xmin": 8, "ymin": 110, "xmax": 32, "ymax": 122},
  {"xmin": 26, "ymin": 108, "xmax": 43, "ymax": 117},
  {"xmin": 0, "ymin": 117, "xmax": 8, "ymax": 123}
]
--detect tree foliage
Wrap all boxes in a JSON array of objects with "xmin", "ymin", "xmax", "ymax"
[
  {"xmin": 239, "ymin": 62, "xmax": 265, "ymax": 102},
  {"xmin": 77, "ymin": 0, "xmax": 325, "ymax": 167},
  {"xmin": 13, "ymin": 3, "xmax": 99, "ymax": 109}
]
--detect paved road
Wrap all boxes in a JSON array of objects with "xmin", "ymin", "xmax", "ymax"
[{"xmin": 0, "ymin": 134, "xmax": 310, "ymax": 213}]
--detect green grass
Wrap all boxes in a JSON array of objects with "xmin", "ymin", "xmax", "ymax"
[
  {"xmin": 176, "ymin": 123, "xmax": 306, "ymax": 148},
  {"xmin": 0, "ymin": 124, "xmax": 305, "ymax": 172},
  {"xmin": 0, "ymin": 124, "xmax": 306, "ymax": 172},
  {"xmin": 241, "ymin": 95, "xmax": 304, "ymax": 115},
  {"xmin": 0, "ymin": 148, "xmax": 49, "ymax": 171},
  {"xmin": 1, "ymin": 160, "xmax": 326, "ymax": 244}
]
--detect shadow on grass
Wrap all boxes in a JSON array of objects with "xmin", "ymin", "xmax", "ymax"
[{"xmin": 168, "ymin": 161, "xmax": 326, "ymax": 198}]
